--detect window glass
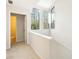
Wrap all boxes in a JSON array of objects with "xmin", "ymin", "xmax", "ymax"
[
  {"xmin": 31, "ymin": 8, "xmax": 40, "ymax": 30},
  {"xmin": 42, "ymin": 11, "xmax": 49, "ymax": 29},
  {"xmin": 51, "ymin": 7, "xmax": 55, "ymax": 29}
]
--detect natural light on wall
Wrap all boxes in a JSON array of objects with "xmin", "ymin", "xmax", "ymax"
[{"xmin": 37, "ymin": 0, "xmax": 53, "ymax": 8}]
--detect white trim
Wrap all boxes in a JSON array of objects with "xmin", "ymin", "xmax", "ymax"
[{"xmin": 30, "ymin": 31, "xmax": 52, "ymax": 39}]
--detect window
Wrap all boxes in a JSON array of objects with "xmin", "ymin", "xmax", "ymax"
[
  {"xmin": 51, "ymin": 6, "xmax": 55, "ymax": 29},
  {"xmin": 31, "ymin": 8, "xmax": 40, "ymax": 30},
  {"xmin": 42, "ymin": 11, "xmax": 49, "ymax": 29},
  {"xmin": 31, "ymin": 8, "xmax": 51, "ymax": 30}
]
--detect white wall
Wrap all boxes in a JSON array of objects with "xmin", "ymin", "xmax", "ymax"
[
  {"xmin": 6, "ymin": 5, "xmax": 10, "ymax": 49},
  {"xmin": 55, "ymin": 0, "xmax": 72, "ymax": 50},
  {"xmin": 6, "ymin": 3, "xmax": 31, "ymax": 49},
  {"xmin": 51, "ymin": 0, "xmax": 72, "ymax": 59},
  {"xmin": 6, "ymin": 0, "xmax": 51, "ymax": 49}
]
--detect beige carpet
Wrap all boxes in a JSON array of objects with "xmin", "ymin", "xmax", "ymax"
[{"xmin": 6, "ymin": 42, "xmax": 40, "ymax": 59}]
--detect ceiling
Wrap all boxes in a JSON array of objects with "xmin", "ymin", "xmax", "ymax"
[
  {"xmin": 7, "ymin": 0, "xmax": 55, "ymax": 10},
  {"xmin": 7, "ymin": 0, "xmax": 39, "ymax": 9},
  {"xmin": 37, "ymin": 0, "xmax": 54, "ymax": 8}
]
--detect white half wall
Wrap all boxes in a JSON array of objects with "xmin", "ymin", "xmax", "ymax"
[
  {"xmin": 30, "ymin": 31, "xmax": 51, "ymax": 59},
  {"xmin": 51, "ymin": 39, "xmax": 72, "ymax": 59}
]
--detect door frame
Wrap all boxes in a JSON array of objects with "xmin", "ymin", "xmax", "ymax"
[{"xmin": 9, "ymin": 11, "xmax": 26, "ymax": 48}]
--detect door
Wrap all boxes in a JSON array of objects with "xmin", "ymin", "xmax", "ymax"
[
  {"xmin": 16, "ymin": 15, "xmax": 25, "ymax": 42},
  {"xmin": 10, "ymin": 16, "xmax": 16, "ymax": 45}
]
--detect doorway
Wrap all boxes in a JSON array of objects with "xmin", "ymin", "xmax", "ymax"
[
  {"xmin": 10, "ymin": 15, "xmax": 16, "ymax": 46},
  {"xmin": 10, "ymin": 13, "xmax": 25, "ymax": 47}
]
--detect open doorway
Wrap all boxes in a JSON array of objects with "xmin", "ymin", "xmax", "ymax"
[{"xmin": 10, "ymin": 13, "xmax": 25, "ymax": 47}]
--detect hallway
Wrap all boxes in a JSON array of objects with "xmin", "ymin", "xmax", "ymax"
[{"xmin": 6, "ymin": 42, "xmax": 40, "ymax": 59}]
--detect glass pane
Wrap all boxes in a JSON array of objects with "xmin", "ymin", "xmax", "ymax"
[
  {"xmin": 51, "ymin": 6, "xmax": 55, "ymax": 29},
  {"xmin": 43, "ymin": 11, "xmax": 49, "ymax": 29},
  {"xmin": 31, "ymin": 8, "xmax": 40, "ymax": 30}
]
